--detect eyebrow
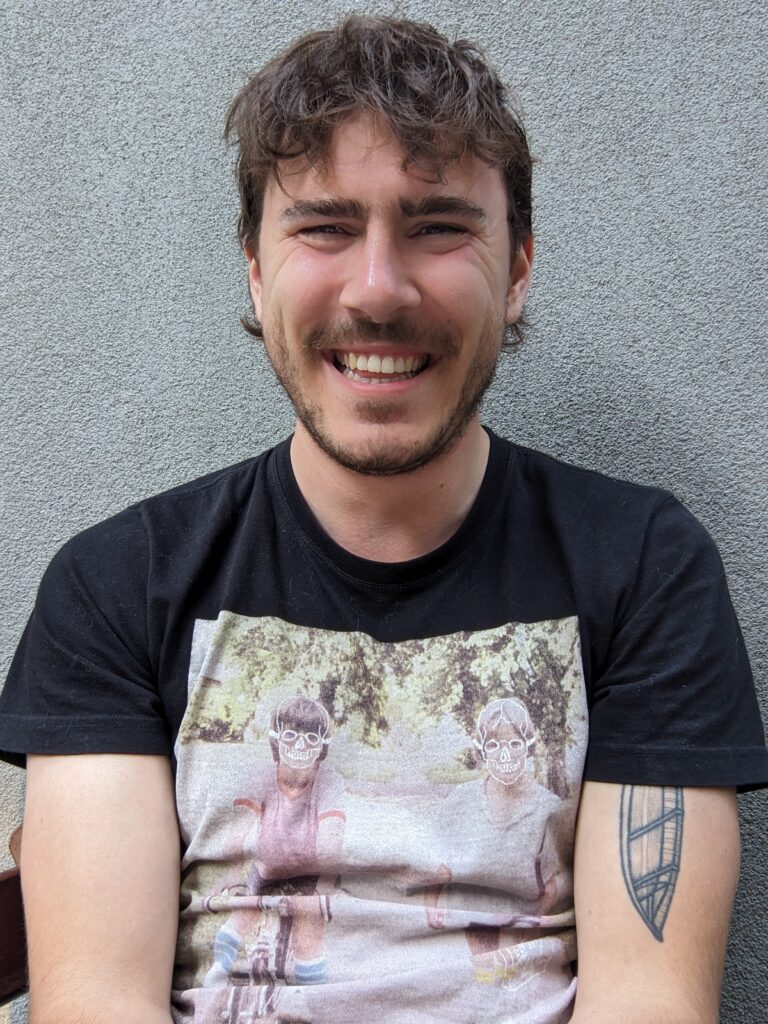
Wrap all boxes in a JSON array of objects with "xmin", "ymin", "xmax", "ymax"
[
  {"xmin": 279, "ymin": 198, "xmax": 364, "ymax": 222},
  {"xmin": 399, "ymin": 196, "xmax": 486, "ymax": 222},
  {"xmin": 279, "ymin": 195, "xmax": 487, "ymax": 223}
]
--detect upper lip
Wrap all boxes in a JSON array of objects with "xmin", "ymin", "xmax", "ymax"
[{"xmin": 329, "ymin": 344, "xmax": 431, "ymax": 355}]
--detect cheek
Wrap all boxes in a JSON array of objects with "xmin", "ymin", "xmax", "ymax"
[
  {"xmin": 266, "ymin": 250, "xmax": 342, "ymax": 323},
  {"xmin": 419, "ymin": 258, "xmax": 505, "ymax": 326}
]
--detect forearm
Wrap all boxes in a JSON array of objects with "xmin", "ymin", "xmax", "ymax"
[
  {"xmin": 572, "ymin": 783, "xmax": 737, "ymax": 1024},
  {"xmin": 570, "ymin": 998, "xmax": 710, "ymax": 1024},
  {"xmin": 30, "ymin": 994, "xmax": 173, "ymax": 1024},
  {"xmin": 23, "ymin": 755, "xmax": 180, "ymax": 1024}
]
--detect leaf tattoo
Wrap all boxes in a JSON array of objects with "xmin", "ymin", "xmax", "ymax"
[{"xmin": 619, "ymin": 785, "xmax": 684, "ymax": 941}]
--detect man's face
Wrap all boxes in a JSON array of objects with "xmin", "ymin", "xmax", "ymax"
[
  {"xmin": 481, "ymin": 720, "xmax": 528, "ymax": 786},
  {"xmin": 248, "ymin": 115, "xmax": 532, "ymax": 476},
  {"xmin": 277, "ymin": 726, "xmax": 324, "ymax": 770}
]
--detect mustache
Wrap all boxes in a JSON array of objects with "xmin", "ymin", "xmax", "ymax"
[{"xmin": 304, "ymin": 319, "xmax": 459, "ymax": 356}]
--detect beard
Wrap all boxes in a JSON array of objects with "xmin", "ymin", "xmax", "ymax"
[{"xmin": 262, "ymin": 309, "xmax": 503, "ymax": 477}]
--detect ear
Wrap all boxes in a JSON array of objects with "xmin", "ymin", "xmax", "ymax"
[
  {"xmin": 505, "ymin": 234, "xmax": 534, "ymax": 326},
  {"xmin": 244, "ymin": 243, "xmax": 263, "ymax": 322}
]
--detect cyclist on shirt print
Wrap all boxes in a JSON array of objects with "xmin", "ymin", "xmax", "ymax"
[
  {"xmin": 198, "ymin": 695, "xmax": 345, "ymax": 1020},
  {"xmin": 423, "ymin": 698, "xmax": 573, "ymax": 991}
]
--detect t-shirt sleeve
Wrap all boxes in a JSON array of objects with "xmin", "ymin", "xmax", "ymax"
[
  {"xmin": 0, "ymin": 507, "xmax": 170, "ymax": 767},
  {"xmin": 583, "ymin": 496, "xmax": 768, "ymax": 791}
]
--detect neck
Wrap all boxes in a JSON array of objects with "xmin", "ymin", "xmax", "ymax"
[
  {"xmin": 289, "ymin": 419, "xmax": 490, "ymax": 563},
  {"xmin": 278, "ymin": 764, "xmax": 318, "ymax": 794}
]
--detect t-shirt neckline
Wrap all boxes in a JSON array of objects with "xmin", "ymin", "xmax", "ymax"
[{"xmin": 272, "ymin": 427, "xmax": 513, "ymax": 586}]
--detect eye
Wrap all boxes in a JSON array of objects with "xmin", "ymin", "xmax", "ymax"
[
  {"xmin": 484, "ymin": 740, "xmax": 500, "ymax": 753},
  {"xmin": 415, "ymin": 222, "xmax": 467, "ymax": 236},
  {"xmin": 280, "ymin": 730, "xmax": 298, "ymax": 742},
  {"xmin": 298, "ymin": 224, "xmax": 350, "ymax": 236}
]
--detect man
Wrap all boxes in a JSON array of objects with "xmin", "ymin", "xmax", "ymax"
[
  {"xmin": 424, "ymin": 698, "xmax": 569, "ymax": 997},
  {"xmin": 196, "ymin": 695, "xmax": 344, "ymax": 1022},
  {"xmin": 1, "ymin": 14, "xmax": 766, "ymax": 1024}
]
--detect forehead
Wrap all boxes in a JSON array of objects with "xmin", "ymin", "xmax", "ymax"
[
  {"xmin": 262, "ymin": 114, "xmax": 508, "ymax": 220},
  {"xmin": 482, "ymin": 715, "xmax": 525, "ymax": 735}
]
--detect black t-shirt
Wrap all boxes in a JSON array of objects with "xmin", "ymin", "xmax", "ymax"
[
  {"xmin": 1, "ymin": 429, "xmax": 766, "ymax": 789},
  {"xmin": 4, "ymin": 429, "xmax": 767, "ymax": 1022}
]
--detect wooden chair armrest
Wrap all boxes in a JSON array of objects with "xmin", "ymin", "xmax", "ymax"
[
  {"xmin": 9, "ymin": 825, "xmax": 22, "ymax": 868},
  {"xmin": 0, "ymin": 865, "xmax": 28, "ymax": 1005}
]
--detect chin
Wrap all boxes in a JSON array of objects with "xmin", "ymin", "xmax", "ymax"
[
  {"xmin": 305, "ymin": 422, "xmax": 464, "ymax": 477},
  {"xmin": 299, "ymin": 399, "xmax": 483, "ymax": 477}
]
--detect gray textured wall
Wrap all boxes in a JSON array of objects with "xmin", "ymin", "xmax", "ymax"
[{"xmin": 1, "ymin": 1, "xmax": 765, "ymax": 1020}]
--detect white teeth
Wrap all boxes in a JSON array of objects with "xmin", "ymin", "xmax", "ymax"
[{"xmin": 335, "ymin": 351, "xmax": 429, "ymax": 381}]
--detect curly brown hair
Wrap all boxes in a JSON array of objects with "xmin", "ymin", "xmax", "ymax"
[{"xmin": 225, "ymin": 15, "xmax": 533, "ymax": 346}]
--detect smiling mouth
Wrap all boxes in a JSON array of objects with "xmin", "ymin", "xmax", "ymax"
[
  {"xmin": 283, "ymin": 749, "xmax": 317, "ymax": 764},
  {"xmin": 489, "ymin": 759, "xmax": 523, "ymax": 774},
  {"xmin": 332, "ymin": 350, "xmax": 431, "ymax": 384}
]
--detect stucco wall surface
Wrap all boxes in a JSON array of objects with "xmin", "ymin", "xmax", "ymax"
[{"xmin": 1, "ymin": 1, "xmax": 765, "ymax": 1021}]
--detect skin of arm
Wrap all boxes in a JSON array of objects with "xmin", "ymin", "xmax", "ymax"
[
  {"xmin": 423, "ymin": 864, "xmax": 452, "ymax": 929},
  {"xmin": 315, "ymin": 814, "xmax": 345, "ymax": 895},
  {"xmin": 22, "ymin": 754, "xmax": 181, "ymax": 1024},
  {"xmin": 208, "ymin": 799, "xmax": 263, "ymax": 896},
  {"xmin": 571, "ymin": 781, "xmax": 740, "ymax": 1024}
]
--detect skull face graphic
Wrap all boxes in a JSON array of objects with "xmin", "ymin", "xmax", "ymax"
[
  {"xmin": 269, "ymin": 695, "xmax": 331, "ymax": 770},
  {"xmin": 475, "ymin": 698, "xmax": 535, "ymax": 787},
  {"xmin": 277, "ymin": 726, "xmax": 325, "ymax": 768}
]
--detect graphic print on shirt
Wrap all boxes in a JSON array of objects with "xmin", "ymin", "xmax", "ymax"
[{"xmin": 173, "ymin": 615, "xmax": 588, "ymax": 1024}]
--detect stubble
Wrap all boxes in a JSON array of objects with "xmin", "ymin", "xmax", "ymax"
[{"xmin": 262, "ymin": 309, "xmax": 503, "ymax": 477}]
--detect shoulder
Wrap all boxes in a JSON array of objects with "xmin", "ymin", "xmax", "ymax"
[
  {"xmin": 504, "ymin": 435, "xmax": 675, "ymax": 524},
  {"xmin": 492, "ymin": 431, "xmax": 717, "ymax": 579},
  {"xmin": 48, "ymin": 442, "xmax": 286, "ymax": 579},
  {"xmin": 236, "ymin": 760, "xmax": 277, "ymax": 803},
  {"xmin": 439, "ymin": 776, "xmax": 486, "ymax": 812},
  {"xmin": 524, "ymin": 776, "xmax": 565, "ymax": 814},
  {"xmin": 315, "ymin": 765, "xmax": 346, "ymax": 807},
  {"xmin": 128, "ymin": 442, "xmax": 284, "ymax": 537}
]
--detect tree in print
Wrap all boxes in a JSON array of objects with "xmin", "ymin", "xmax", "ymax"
[
  {"xmin": 387, "ymin": 620, "xmax": 581, "ymax": 797},
  {"xmin": 317, "ymin": 634, "xmax": 389, "ymax": 746},
  {"xmin": 186, "ymin": 618, "xmax": 390, "ymax": 745},
  {"xmin": 182, "ymin": 615, "xmax": 583, "ymax": 799}
]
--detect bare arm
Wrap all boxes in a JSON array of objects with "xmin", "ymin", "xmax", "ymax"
[
  {"xmin": 571, "ymin": 781, "xmax": 739, "ymax": 1023},
  {"xmin": 22, "ymin": 754, "xmax": 180, "ymax": 1024}
]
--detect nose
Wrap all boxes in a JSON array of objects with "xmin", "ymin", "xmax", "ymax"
[
  {"xmin": 339, "ymin": 229, "xmax": 421, "ymax": 323},
  {"xmin": 500, "ymin": 746, "xmax": 510, "ymax": 762}
]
